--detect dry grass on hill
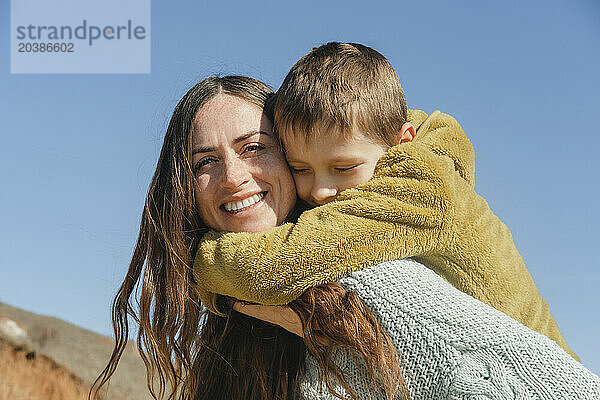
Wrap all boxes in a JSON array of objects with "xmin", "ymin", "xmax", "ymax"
[
  {"xmin": 0, "ymin": 340, "xmax": 93, "ymax": 400},
  {"xmin": 0, "ymin": 302, "xmax": 149, "ymax": 400}
]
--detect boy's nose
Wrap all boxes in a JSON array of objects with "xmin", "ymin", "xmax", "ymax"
[{"xmin": 310, "ymin": 185, "xmax": 338, "ymax": 205}]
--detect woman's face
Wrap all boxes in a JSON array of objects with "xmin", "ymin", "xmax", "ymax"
[{"xmin": 192, "ymin": 94, "xmax": 296, "ymax": 232}]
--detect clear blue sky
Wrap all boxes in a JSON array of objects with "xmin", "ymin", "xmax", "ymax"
[{"xmin": 1, "ymin": 0, "xmax": 599, "ymax": 373}]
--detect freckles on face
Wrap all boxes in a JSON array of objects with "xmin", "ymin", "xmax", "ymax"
[
  {"xmin": 191, "ymin": 94, "xmax": 296, "ymax": 232},
  {"xmin": 283, "ymin": 130, "xmax": 387, "ymax": 206}
]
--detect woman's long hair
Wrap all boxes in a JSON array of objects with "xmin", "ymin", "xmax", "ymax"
[{"xmin": 89, "ymin": 76, "xmax": 407, "ymax": 400}]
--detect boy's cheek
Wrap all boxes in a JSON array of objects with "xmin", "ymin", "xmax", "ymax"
[
  {"xmin": 339, "ymin": 169, "xmax": 377, "ymax": 192},
  {"xmin": 291, "ymin": 169, "xmax": 376, "ymax": 204},
  {"xmin": 291, "ymin": 175, "xmax": 312, "ymax": 202}
]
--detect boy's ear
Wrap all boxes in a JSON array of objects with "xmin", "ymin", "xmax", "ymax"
[{"xmin": 395, "ymin": 122, "xmax": 416, "ymax": 145}]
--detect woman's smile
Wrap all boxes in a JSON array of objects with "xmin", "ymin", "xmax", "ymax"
[{"xmin": 221, "ymin": 191, "xmax": 267, "ymax": 214}]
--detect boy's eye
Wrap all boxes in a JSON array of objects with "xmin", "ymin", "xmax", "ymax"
[
  {"xmin": 290, "ymin": 166, "xmax": 310, "ymax": 174},
  {"xmin": 335, "ymin": 165, "xmax": 358, "ymax": 172}
]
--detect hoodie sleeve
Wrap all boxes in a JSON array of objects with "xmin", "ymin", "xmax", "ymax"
[{"xmin": 192, "ymin": 110, "xmax": 470, "ymax": 315}]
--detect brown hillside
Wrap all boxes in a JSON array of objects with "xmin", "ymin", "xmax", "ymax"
[
  {"xmin": 0, "ymin": 338, "xmax": 92, "ymax": 400},
  {"xmin": 0, "ymin": 302, "xmax": 150, "ymax": 400}
]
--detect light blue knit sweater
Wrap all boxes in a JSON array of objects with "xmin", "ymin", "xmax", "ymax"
[{"xmin": 300, "ymin": 259, "xmax": 600, "ymax": 399}]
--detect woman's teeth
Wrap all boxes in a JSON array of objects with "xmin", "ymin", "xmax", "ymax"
[{"xmin": 223, "ymin": 193, "xmax": 264, "ymax": 212}]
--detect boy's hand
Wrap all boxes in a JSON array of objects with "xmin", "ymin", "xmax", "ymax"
[{"xmin": 233, "ymin": 301, "xmax": 304, "ymax": 338}]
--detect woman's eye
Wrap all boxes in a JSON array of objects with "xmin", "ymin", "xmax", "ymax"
[
  {"xmin": 335, "ymin": 165, "xmax": 358, "ymax": 172},
  {"xmin": 194, "ymin": 158, "xmax": 216, "ymax": 172},
  {"xmin": 244, "ymin": 144, "xmax": 265, "ymax": 154}
]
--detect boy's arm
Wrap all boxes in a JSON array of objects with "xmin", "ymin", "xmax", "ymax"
[{"xmin": 193, "ymin": 113, "xmax": 469, "ymax": 315}]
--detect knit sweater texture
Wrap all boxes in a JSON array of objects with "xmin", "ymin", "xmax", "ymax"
[
  {"xmin": 192, "ymin": 109, "xmax": 576, "ymax": 359},
  {"xmin": 299, "ymin": 259, "xmax": 600, "ymax": 400}
]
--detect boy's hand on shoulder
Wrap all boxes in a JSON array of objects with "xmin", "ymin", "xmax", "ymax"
[{"xmin": 233, "ymin": 301, "xmax": 304, "ymax": 338}]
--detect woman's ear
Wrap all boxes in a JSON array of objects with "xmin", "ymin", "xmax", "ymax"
[{"xmin": 395, "ymin": 122, "xmax": 416, "ymax": 144}]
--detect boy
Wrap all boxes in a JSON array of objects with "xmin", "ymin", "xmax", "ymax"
[{"xmin": 192, "ymin": 42, "xmax": 577, "ymax": 359}]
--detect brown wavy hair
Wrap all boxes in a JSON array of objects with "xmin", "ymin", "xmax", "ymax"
[{"xmin": 89, "ymin": 75, "xmax": 407, "ymax": 400}]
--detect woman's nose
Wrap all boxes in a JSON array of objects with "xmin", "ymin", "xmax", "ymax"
[{"xmin": 221, "ymin": 156, "xmax": 252, "ymax": 189}]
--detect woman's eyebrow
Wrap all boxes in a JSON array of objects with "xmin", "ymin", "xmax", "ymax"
[
  {"xmin": 233, "ymin": 130, "xmax": 272, "ymax": 144},
  {"xmin": 192, "ymin": 131, "xmax": 272, "ymax": 155},
  {"xmin": 192, "ymin": 146, "xmax": 215, "ymax": 155}
]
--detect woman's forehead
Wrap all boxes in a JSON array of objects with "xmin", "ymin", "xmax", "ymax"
[{"xmin": 192, "ymin": 94, "xmax": 272, "ymax": 146}]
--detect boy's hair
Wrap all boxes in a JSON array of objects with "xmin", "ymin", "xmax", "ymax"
[{"xmin": 274, "ymin": 42, "xmax": 408, "ymax": 148}]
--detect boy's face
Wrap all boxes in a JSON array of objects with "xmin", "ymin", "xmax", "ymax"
[{"xmin": 283, "ymin": 129, "xmax": 387, "ymax": 206}]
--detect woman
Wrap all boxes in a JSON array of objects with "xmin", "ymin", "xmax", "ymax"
[
  {"xmin": 90, "ymin": 75, "xmax": 404, "ymax": 400},
  {"xmin": 92, "ymin": 75, "xmax": 600, "ymax": 400}
]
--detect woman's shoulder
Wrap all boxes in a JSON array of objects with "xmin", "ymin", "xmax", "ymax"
[
  {"xmin": 337, "ymin": 258, "xmax": 532, "ymax": 348},
  {"xmin": 333, "ymin": 259, "xmax": 600, "ymax": 398}
]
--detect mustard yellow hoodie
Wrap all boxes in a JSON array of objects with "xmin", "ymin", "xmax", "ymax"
[{"xmin": 192, "ymin": 110, "xmax": 578, "ymax": 360}]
